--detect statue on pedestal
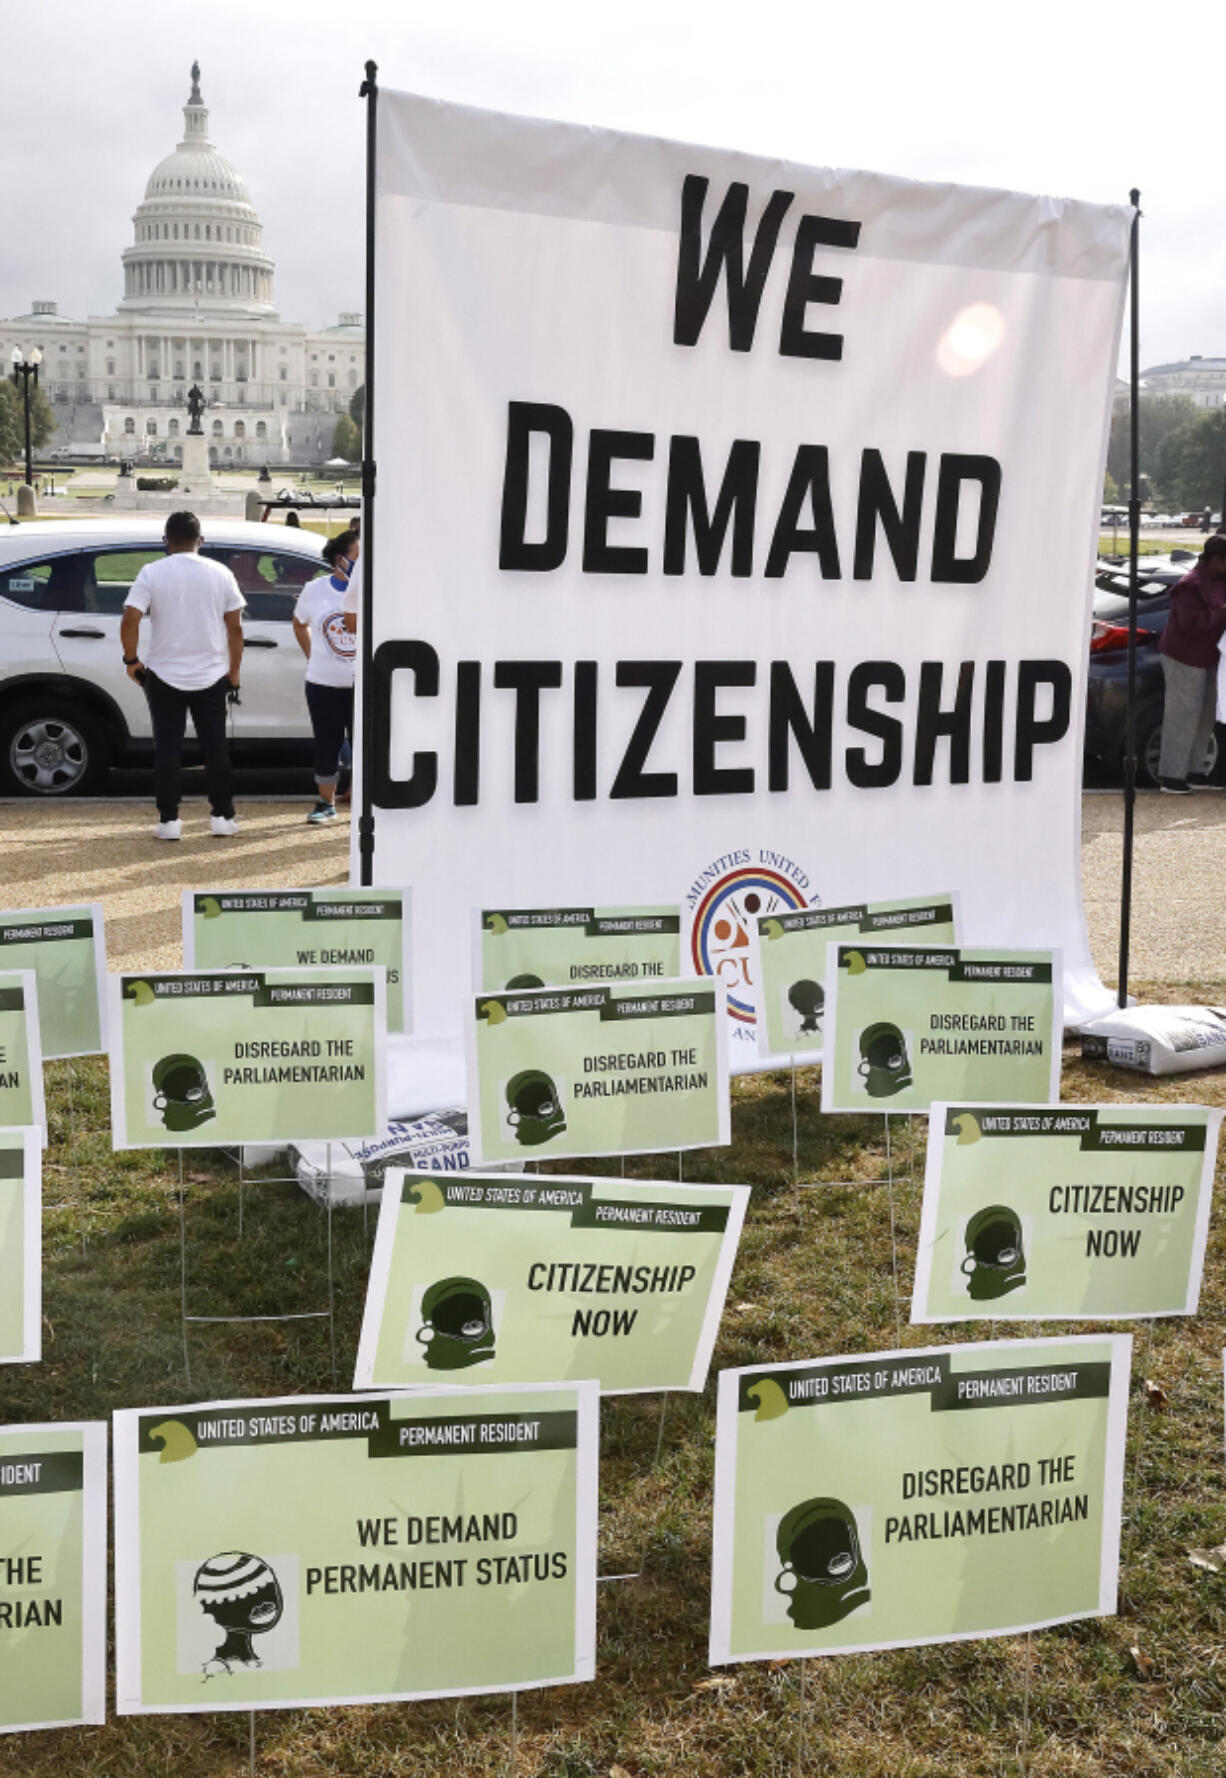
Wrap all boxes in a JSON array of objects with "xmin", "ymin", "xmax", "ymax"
[{"xmin": 187, "ymin": 384, "xmax": 206, "ymax": 435}]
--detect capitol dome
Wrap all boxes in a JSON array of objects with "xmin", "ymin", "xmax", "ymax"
[{"xmin": 120, "ymin": 62, "xmax": 275, "ymax": 318}]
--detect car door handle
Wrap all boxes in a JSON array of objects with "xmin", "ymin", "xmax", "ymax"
[
  {"xmin": 58, "ymin": 626, "xmax": 106, "ymax": 639},
  {"xmin": 244, "ymin": 637, "xmax": 278, "ymax": 648}
]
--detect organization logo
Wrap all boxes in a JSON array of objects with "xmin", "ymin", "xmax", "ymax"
[
  {"xmin": 322, "ymin": 610, "xmax": 356, "ymax": 658},
  {"xmin": 686, "ymin": 849, "xmax": 814, "ymax": 1035}
]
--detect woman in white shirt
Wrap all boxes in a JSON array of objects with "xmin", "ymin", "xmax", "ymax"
[{"xmin": 292, "ymin": 528, "xmax": 358, "ymax": 824}]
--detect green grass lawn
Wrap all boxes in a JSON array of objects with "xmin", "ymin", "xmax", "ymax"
[
  {"xmin": 2, "ymin": 1025, "xmax": 1225, "ymax": 1776},
  {"xmin": 1098, "ymin": 535, "xmax": 1202, "ymax": 558}
]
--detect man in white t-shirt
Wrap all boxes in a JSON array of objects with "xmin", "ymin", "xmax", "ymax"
[
  {"xmin": 293, "ymin": 529, "xmax": 357, "ymax": 824},
  {"xmin": 119, "ymin": 510, "xmax": 245, "ymax": 840}
]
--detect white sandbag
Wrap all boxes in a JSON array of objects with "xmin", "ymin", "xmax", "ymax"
[
  {"xmin": 387, "ymin": 1033, "xmax": 467, "ymax": 1121},
  {"xmin": 1080, "ymin": 1004, "xmax": 1226, "ymax": 1075},
  {"xmin": 294, "ymin": 1110, "xmax": 470, "ymax": 1206}
]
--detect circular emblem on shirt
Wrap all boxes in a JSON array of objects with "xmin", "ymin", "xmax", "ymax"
[{"xmin": 322, "ymin": 611, "xmax": 356, "ymax": 659}]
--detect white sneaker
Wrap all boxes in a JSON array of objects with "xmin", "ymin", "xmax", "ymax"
[
  {"xmin": 210, "ymin": 815, "xmax": 239, "ymax": 837},
  {"xmin": 153, "ymin": 819, "xmax": 182, "ymax": 841}
]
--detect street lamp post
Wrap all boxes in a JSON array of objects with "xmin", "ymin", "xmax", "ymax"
[{"xmin": 10, "ymin": 347, "xmax": 42, "ymax": 489}]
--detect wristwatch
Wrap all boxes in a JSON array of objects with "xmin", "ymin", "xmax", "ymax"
[{"xmin": 123, "ymin": 654, "xmax": 140, "ymax": 666}]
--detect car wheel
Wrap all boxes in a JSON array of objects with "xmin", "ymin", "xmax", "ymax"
[
  {"xmin": 0, "ymin": 700, "xmax": 110, "ymax": 796},
  {"xmin": 1137, "ymin": 712, "xmax": 1218, "ymax": 789}
]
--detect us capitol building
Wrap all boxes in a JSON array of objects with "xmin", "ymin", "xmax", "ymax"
[{"xmin": 0, "ymin": 64, "xmax": 364, "ymax": 469}]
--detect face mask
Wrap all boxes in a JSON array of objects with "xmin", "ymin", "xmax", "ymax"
[
  {"xmin": 856, "ymin": 1023, "xmax": 912, "ymax": 1098},
  {"xmin": 775, "ymin": 1497, "xmax": 871, "ymax": 1630},
  {"xmin": 152, "ymin": 1053, "xmax": 215, "ymax": 1131},
  {"xmin": 416, "ymin": 1277, "xmax": 495, "ymax": 1369},
  {"xmin": 961, "ymin": 1205, "xmax": 1026, "ymax": 1300},
  {"xmin": 505, "ymin": 1069, "xmax": 567, "ymax": 1146}
]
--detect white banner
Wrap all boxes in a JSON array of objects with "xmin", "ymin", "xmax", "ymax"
[{"xmin": 361, "ymin": 90, "xmax": 1130, "ymax": 1070}]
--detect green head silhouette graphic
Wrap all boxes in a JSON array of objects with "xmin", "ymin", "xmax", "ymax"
[
  {"xmin": 505, "ymin": 974, "xmax": 545, "ymax": 991},
  {"xmin": 856, "ymin": 1023, "xmax": 911, "ymax": 1098},
  {"xmin": 787, "ymin": 978, "xmax": 824, "ymax": 1034},
  {"xmin": 152, "ymin": 1054, "xmax": 215, "ymax": 1131},
  {"xmin": 961, "ymin": 1205, "xmax": 1026, "ymax": 1300},
  {"xmin": 505, "ymin": 1069, "xmax": 566, "ymax": 1146},
  {"xmin": 194, "ymin": 1552, "xmax": 283, "ymax": 1675},
  {"xmin": 417, "ymin": 1276, "xmax": 495, "ymax": 1369},
  {"xmin": 775, "ymin": 1497, "xmax": 870, "ymax": 1630}
]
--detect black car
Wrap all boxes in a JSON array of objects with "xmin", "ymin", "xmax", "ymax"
[{"xmin": 1084, "ymin": 556, "xmax": 1220, "ymax": 786}]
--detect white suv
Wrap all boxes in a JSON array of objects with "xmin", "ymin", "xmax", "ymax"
[{"xmin": 0, "ymin": 516, "xmax": 327, "ymax": 795}]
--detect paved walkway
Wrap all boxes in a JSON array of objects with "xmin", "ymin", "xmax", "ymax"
[
  {"xmin": 1082, "ymin": 791, "xmax": 1226, "ymax": 988},
  {"xmin": 1, "ymin": 801, "xmax": 348, "ymax": 972},
  {"xmin": 3, "ymin": 791, "xmax": 1224, "ymax": 987}
]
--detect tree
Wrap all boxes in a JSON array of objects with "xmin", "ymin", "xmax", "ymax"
[
  {"xmin": 348, "ymin": 384, "xmax": 365, "ymax": 430},
  {"xmin": 1106, "ymin": 393, "xmax": 1198, "ymax": 497},
  {"xmin": 27, "ymin": 383, "xmax": 55, "ymax": 451},
  {"xmin": 0, "ymin": 384, "xmax": 21, "ymax": 466},
  {"xmin": 1155, "ymin": 409, "xmax": 1226, "ymax": 510},
  {"xmin": 0, "ymin": 378, "xmax": 55, "ymax": 469},
  {"xmin": 331, "ymin": 413, "xmax": 361, "ymax": 462},
  {"xmin": 1103, "ymin": 469, "xmax": 1119, "ymax": 504}
]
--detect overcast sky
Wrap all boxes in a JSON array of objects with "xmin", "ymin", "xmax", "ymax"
[{"xmin": 0, "ymin": 0, "xmax": 1220, "ymax": 371}]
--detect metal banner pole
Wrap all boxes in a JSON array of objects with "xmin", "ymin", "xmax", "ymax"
[
  {"xmin": 357, "ymin": 58, "xmax": 379, "ymax": 887},
  {"xmin": 66, "ymin": 1056, "xmax": 77, "ymax": 1149},
  {"xmin": 795, "ymin": 1656, "xmax": 807, "ymax": 1774},
  {"xmin": 884, "ymin": 1114, "xmax": 903, "ymax": 1347},
  {"xmin": 177, "ymin": 1149, "xmax": 191, "ymax": 1388},
  {"xmin": 1117, "ymin": 188, "xmax": 1141, "ymax": 1007},
  {"xmin": 652, "ymin": 1391, "xmax": 670, "ymax": 1468},
  {"xmin": 327, "ymin": 1142, "xmax": 338, "ymax": 1388},
  {"xmin": 1122, "ymin": 1317, "xmax": 1156, "ymax": 1605},
  {"xmin": 1017, "ymin": 1630, "xmax": 1034, "ymax": 1776}
]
